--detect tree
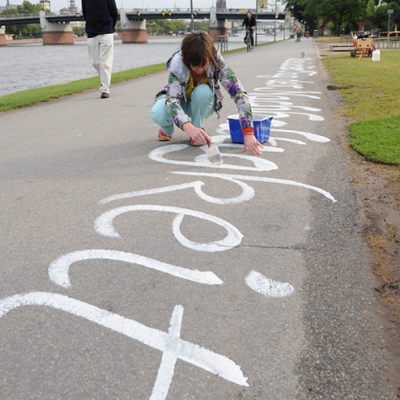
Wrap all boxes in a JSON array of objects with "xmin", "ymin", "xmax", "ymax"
[
  {"xmin": 283, "ymin": 0, "xmax": 319, "ymax": 31},
  {"xmin": 188, "ymin": 21, "xmax": 210, "ymax": 32},
  {"xmin": 169, "ymin": 20, "xmax": 187, "ymax": 34},
  {"xmin": 1, "ymin": 1, "xmax": 45, "ymax": 37},
  {"xmin": 73, "ymin": 26, "xmax": 83, "ymax": 37},
  {"xmin": 372, "ymin": 1, "xmax": 400, "ymax": 30},
  {"xmin": 17, "ymin": 0, "xmax": 45, "ymax": 14},
  {"xmin": 0, "ymin": 8, "xmax": 20, "ymax": 36},
  {"xmin": 283, "ymin": 0, "xmax": 374, "ymax": 34}
]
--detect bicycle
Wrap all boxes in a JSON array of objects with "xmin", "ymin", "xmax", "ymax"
[{"xmin": 245, "ymin": 28, "xmax": 252, "ymax": 52}]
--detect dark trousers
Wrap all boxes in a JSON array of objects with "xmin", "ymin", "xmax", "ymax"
[{"xmin": 249, "ymin": 27, "xmax": 254, "ymax": 46}]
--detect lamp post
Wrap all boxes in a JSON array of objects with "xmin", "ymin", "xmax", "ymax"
[
  {"xmin": 190, "ymin": 0, "xmax": 194, "ymax": 32},
  {"xmin": 274, "ymin": 0, "xmax": 277, "ymax": 41},
  {"xmin": 255, "ymin": 0, "xmax": 258, "ymax": 45},
  {"xmin": 388, "ymin": 8, "xmax": 393, "ymax": 48}
]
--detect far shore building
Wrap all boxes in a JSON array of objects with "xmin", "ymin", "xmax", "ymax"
[
  {"xmin": 40, "ymin": 0, "xmax": 51, "ymax": 11},
  {"xmin": 216, "ymin": 0, "xmax": 226, "ymax": 10},
  {"xmin": 0, "ymin": 0, "xmax": 18, "ymax": 12}
]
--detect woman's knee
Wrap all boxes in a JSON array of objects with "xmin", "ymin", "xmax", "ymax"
[
  {"xmin": 150, "ymin": 99, "xmax": 171, "ymax": 125},
  {"xmin": 191, "ymin": 84, "xmax": 214, "ymax": 103}
]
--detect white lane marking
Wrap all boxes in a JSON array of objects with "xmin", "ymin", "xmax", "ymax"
[
  {"xmin": 172, "ymin": 172, "xmax": 337, "ymax": 202},
  {"xmin": 98, "ymin": 179, "xmax": 255, "ymax": 206},
  {"xmin": 94, "ymin": 205, "xmax": 243, "ymax": 252},
  {"xmin": 245, "ymin": 271, "xmax": 295, "ymax": 298},
  {"xmin": 150, "ymin": 305, "xmax": 183, "ymax": 400},
  {"xmin": 0, "ymin": 292, "xmax": 249, "ymax": 388},
  {"xmin": 149, "ymin": 145, "xmax": 278, "ymax": 172},
  {"xmin": 270, "ymin": 129, "xmax": 330, "ymax": 143},
  {"xmin": 48, "ymin": 250, "xmax": 223, "ymax": 288}
]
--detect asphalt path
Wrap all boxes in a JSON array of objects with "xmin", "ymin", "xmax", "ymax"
[{"xmin": 0, "ymin": 38, "xmax": 397, "ymax": 399}]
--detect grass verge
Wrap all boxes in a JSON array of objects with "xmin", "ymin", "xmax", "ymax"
[{"xmin": 322, "ymin": 50, "xmax": 400, "ymax": 164}]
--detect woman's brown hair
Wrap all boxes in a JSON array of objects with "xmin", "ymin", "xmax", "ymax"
[{"xmin": 181, "ymin": 31, "xmax": 219, "ymax": 70}]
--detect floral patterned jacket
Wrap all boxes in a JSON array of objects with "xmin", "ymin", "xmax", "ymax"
[{"xmin": 154, "ymin": 50, "xmax": 253, "ymax": 131}]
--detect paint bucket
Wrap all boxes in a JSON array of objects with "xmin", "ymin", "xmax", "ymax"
[
  {"xmin": 227, "ymin": 115, "xmax": 273, "ymax": 144},
  {"xmin": 372, "ymin": 49, "xmax": 380, "ymax": 61}
]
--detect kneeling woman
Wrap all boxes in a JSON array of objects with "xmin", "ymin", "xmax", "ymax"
[{"xmin": 150, "ymin": 31, "xmax": 263, "ymax": 155}]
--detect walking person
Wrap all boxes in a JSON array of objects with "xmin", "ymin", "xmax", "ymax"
[
  {"xmin": 82, "ymin": 0, "xmax": 118, "ymax": 99},
  {"xmin": 294, "ymin": 24, "xmax": 302, "ymax": 42},
  {"xmin": 149, "ymin": 31, "xmax": 263, "ymax": 155},
  {"xmin": 242, "ymin": 11, "xmax": 256, "ymax": 49}
]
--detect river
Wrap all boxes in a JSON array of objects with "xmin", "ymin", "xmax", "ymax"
[{"xmin": 0, "ymin": 35, "xmax": 284, "ymax": 96}]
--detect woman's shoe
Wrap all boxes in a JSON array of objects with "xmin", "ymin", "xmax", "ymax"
[
  {"xmin": 158, "ymin": 128, "xmax": 171, "ymax": 141},
  {"xmin": 190, "ymin": 139, "xmax": 203, "ymax": 146}
]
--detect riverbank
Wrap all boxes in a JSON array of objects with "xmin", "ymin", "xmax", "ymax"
[{"xmin": 7, "ymin": 36, "xmax": 89, "ymax": 45}]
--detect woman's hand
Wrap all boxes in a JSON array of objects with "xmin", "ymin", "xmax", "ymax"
[
  {"xmin": 182, "ymin": 123, "xmax": 211, "ymax": 145},
  {"xmin": 243, "ymin": 135, "xmax": 263, "ymax": 155}
]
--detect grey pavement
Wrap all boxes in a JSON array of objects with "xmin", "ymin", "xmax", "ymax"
[{"xmin": 0, "ymin": 38, "xmax": 397, "ymax": 399}]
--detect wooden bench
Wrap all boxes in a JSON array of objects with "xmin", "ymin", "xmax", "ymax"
[{"xmin": 330, "ymin": 44, "xmax": 354, "ymax": 51}]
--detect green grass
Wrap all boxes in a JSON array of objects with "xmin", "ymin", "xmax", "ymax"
[
  {"xmin": 0, "ymin": 63, "xmax": 165, "ymax": 112},
  {"xmin": 350, "ymin": 116, "xmax": 400, "ymax": 164},
  {"xmin": 322, "ymin": 50, "xmax": 400, "ymax": 164}
]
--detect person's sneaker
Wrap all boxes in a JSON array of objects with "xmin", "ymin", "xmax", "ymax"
[
  {"xmin": 101, "ymin": 92, "xmax": 109, "ymax": 99},
  {"xmin": 158, "ymin": 128, "xmax": 171, "ymax": 141}
]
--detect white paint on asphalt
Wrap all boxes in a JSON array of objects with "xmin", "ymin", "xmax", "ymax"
[
  {"xmin": 245, "ymin": 271, "xmax": 295, "ymax": 298},
  {"xmin": 252, "ymin": 90, "xmax": 322, "ymax": 100},
  {"xmin": 48, "ymin": 250, "xmax": 223, "ymax": 288},
  {"xmin": 98, "ymin": 178, "xmax": 255, "ymax": 205},
  {"xmin": 194, "ymin": 153, "xmax": 278, "ymax": 171},
  {"xmin": 271, "ymin": 129, "xmax": 330, "ymax": 143},
  {"xmin": 94, "ymin": 205, "xmax": 244, "ymax": 252},
  {"xmin": 269, "ymin": 137, "xmax": 306, "ymax": 145},
  {"xmin": 150, "ymin": 305, "xmax": 183, "ymax": 400},
  {"xmin": 172, "ymin": 172, "xmax": 337, "ymax": 202},
  {"xmin": 0, "ymin": 292, "xmax": 249, "ymax": 390},
  {"xmin": 252, "ymin": 58, "xmax": 325, "ymax": 122},
  {"xmin": 149, "ymin": 145, "xmax": 278, "ymax": 172}
]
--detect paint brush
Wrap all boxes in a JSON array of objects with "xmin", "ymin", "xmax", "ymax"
[{"xmin": 205, "ymin": 138, "xmax": 223, "ymax": 165}]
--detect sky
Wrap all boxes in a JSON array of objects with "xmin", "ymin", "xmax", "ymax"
[{"xmin": 4, "ymin": 0, "xmax": 266, "ymax": 13}]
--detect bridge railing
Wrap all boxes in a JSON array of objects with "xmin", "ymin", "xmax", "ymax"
[{"xmin": 0, "ymin": 12, "xmax": 41, "ymax": 19}]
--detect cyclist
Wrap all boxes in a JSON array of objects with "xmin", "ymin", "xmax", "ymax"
[
  {"xmin": 242, "ymin": 11, "xmax": 256, "ymax": 49},
  {"xmin": 305, "ymin": 26, "xmax": 310, "ymax": 39}
]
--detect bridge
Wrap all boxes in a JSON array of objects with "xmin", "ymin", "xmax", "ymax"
[{"xmin": 0, "ymin": 8, "xmax": 286, "ymax": 46}]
